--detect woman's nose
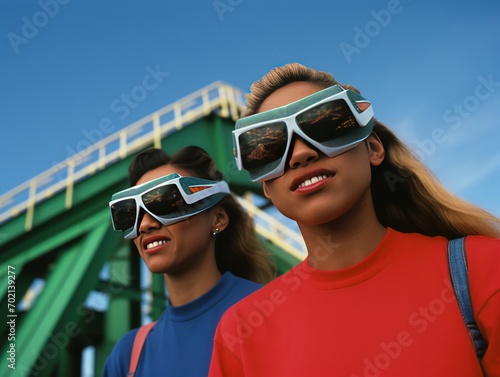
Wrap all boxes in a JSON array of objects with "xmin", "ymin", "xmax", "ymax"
[
  {"xmin": 138, "ymin": 211, "xmax": 162, "ymax": 234},
  {"xmin": 288, "ymin": 137, "xmax": 319, "ymax": 170}
]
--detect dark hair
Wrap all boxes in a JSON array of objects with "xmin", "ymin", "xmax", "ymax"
[
  {"xmin": 128, "ymin": 146, "xmax": 276, "ymax": 284},
  {"xmin": 129, "ymin": 148, "xmax": 171, "ymax": 186}
]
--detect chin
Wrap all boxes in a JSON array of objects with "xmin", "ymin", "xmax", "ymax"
[
  {"xmin": 146, "ymin": 268, "xmax": 165, "ymax": 275},
  {"xmin": 144, "ymin": 262, "xmax": 169, "ymax": 275},
  {"xmin": 297, "ymin": 211, "xmax": 346, "ymax": 226}
]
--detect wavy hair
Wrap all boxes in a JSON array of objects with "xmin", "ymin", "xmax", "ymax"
[
  {"xmin": 241, "ymin": 62, "xmax": 500, "ymax": 239},
  {"xmin": 128, "ymin": 146, "xmax": 276, "ymax": 284}
]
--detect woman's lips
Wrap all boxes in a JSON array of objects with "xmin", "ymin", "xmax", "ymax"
[
  {"xmin": 291, "ymin": 170, "xmax": 336, "ymax": 191},
  {"xmin": 142, "ymin": 236, "xmax": 170, "ymax": 253}
]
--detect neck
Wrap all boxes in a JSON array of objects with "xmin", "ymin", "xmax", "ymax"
[
  {"xmin": 298, "ymin": 197, "xmax": 386, "ymax": 271},
  {"xmin": 164, "ymin": 256, "xmax": 222, "ymax": 307}
]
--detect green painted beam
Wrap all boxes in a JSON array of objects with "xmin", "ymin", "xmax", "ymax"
[
  {"xmin": 151, "ymin": 273, "xmax": 167, "ymax": 320},
  {"xmin": 260, "ymin": 237, "xmax": 301, "ymax": 276},
  {"xmin": 0, "ymin": 212, "xmax": 109, "ymax": 269},
  {"xmin": 0, "ymin": 111, "xmax": 302, "ymax": 376},
  {"xmin": 93, "ymin": 242, "xmax": 142, "ymax": 376},
  {"xmin": 0, "ymin": 219, "xmax": 121, "ymax": 376},
  {"xmin": 0, "ymin": 263, "xmax": 32, "ymax": 336},
  {"xmin": 0, "ymin": 152, "xmax": 133, "ymax": 249}
]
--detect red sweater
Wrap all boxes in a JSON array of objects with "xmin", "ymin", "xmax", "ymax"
[{"xmin": 209, "ymin": 228, "xmax": 500, "ymax": 377}]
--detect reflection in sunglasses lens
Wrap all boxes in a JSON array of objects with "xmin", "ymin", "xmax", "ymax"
[
  {"xmin": 297, "ymin": 100, "xmax": 357, "ymax": 142},
  {"xmin": 240, "ymin": 122, "xmax": 288, "ymax": 170},
  {"xmin": 143, "ymin": 185, "xmax": 184, "ymax": 216},
  {"xmin": 112, "ymin": 199, "xmax": 136, "ymax": 231}
]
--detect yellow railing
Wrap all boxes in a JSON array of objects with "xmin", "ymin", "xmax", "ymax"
[
  {"xmin": 0, "ymin": 81, "xmax": 307, "ymax": 260},
  {"xmin": 238, "ymin": 197, "xmax": 307, "ymax": 260},
  {"xmin": 0, "ymin": 81, "xmax": 242, "ymax": 226}
]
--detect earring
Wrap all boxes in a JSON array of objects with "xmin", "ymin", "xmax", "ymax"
[{"xmin": 212, "ymin": 228, "xmax": 219, "ymax": 236}]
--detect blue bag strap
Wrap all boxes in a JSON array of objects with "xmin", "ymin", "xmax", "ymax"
[{"xmin": 448, "ymin": 237, "xmax": 487, "ymax": 361}]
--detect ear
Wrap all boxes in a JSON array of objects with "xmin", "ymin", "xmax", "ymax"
[
  {"xmin": 366, "ymin": 132, "xmax": 385, "ymax": 167},
  {"xmin": 212, "ymin": 206, "xmax": 229, "ymax": 232}
]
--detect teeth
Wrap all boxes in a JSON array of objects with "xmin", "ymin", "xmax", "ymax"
[
  {"xmin": 298, "ymin": 175, "xmax": 329, "ymax": 188},
  {"xmin": 146, "ymin": 240, "xmax": 168, "ymax": 249}
]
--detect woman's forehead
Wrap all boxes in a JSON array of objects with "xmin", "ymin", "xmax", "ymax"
[
  {"xmin": 136, "ymin": 164, "xmax": 190, "ymax": 186},
  {"xmin": 258, "ymin": 81, "xmax": 326, "ymax": 113}
]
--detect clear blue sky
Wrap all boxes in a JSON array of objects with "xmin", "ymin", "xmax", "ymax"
[{"xmin": 1, "ymin": 0, "xmax": 499, "ymax": 217}]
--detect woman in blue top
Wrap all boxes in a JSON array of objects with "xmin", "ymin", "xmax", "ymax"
[{"xmin": 103, "ymin": 145, "xmax": 275, "ymax": 377}]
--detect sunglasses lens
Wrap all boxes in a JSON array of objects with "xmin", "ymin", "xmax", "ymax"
[
  {"xmin": 297, "ymin": 99, "xmax": 360, "ymax": 147},
  {"xmin": 111, "ymin": 199, "xmax": 136, "ymax": 232},
  {"xmin": 238, "ymin": 121, "xmax": 288, "ymax": 172},
  {"xmin": 141, "ymin": 185, "xmax": 187, "ymax": 216}
]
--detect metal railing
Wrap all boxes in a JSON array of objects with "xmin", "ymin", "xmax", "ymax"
[
  {"xmin": 0, "ymin": 81, "xmax": 307, "ymax": 259},
  {"xmin": 238, "ymin": 196, "xmax": 306, "ymax": 260},
  {"xmin": 0, "ymin": 82, "xmax": 242, "ymax": 226}
]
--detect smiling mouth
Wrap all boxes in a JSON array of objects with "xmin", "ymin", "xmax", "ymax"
[
  {"xmin": 146, "ymin": 240, "xmax": 168, "ymax": 250},
  {"xmin": 296, "ymin": 174, "xmax": 333, "ymax": 189}
]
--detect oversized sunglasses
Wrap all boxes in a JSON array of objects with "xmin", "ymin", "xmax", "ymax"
[
  {"xmin": 109, "ymin": 173, "xmax": 230, "ymax": 239},
  {"xmin": 232, "ymin": 84, "xmax": 375, "ymax": 181}
]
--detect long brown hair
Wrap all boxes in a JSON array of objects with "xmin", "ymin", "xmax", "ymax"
[
  {"xmin": 241, "ymin": 62, "xmax": 500, "ymax": 239},
  {"xmin": 129, "ymin": 146, "xmax": 276, "ymax": 284}
]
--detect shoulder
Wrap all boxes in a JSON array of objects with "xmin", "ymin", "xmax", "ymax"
[
  {"xmin": 109, "ymin": 328, "xmax": 139, "ymax": 357},
  {"xmin": 390, "ymin": 228, "xmax": 447, "ymax": 246},
  {"xmin": 463, "ymin": 235, "xmax": 500, "ymax": 313},
  {"xmin": 465, "ymin": 234, "xmax": 500, "ymax": 255},
  {"xmin": 464, "ymin": 235, "xmax": 500, "ymax": 277},
  {"xmin": 218, "ymin": 264, "xmax": 301, "ymax": 320},
  {"xmin": 464, "ymin": 235, "xmax": 500, "ymax": 276},
  {"xmin": 102, "ymin": 328, "xmax": 139, "ymax": 376},
  {"xmin": 225, "ymin": 273, "xmax": 263, "ymax": 297}
]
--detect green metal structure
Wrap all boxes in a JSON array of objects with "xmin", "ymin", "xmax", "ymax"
[{"xmin": 0, "ymin": 82, "xmax": 305, "ymax": 376}]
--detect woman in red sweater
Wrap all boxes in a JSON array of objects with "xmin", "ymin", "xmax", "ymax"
[{"xmin": 208, "ymin": 63, "xmax": 500, "ymax": 376}]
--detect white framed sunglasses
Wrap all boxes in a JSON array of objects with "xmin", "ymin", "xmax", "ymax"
[
  {"xmin": 109, "ymin": 173, "xmax": 230, "ymax": 239},
  {"xmin": 232, "ymin": 84, "xmax": 375, "ymax": 181}
]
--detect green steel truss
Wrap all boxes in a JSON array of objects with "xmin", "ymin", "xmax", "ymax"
[{"xmin": 0, "ymin": 82, "xmax": 304, "ymax": 376}]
